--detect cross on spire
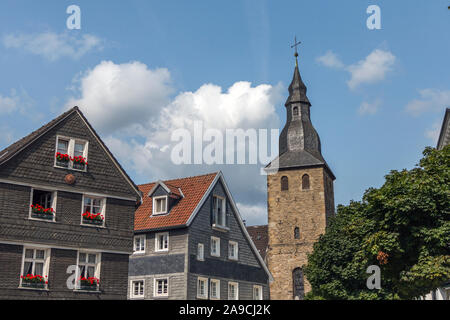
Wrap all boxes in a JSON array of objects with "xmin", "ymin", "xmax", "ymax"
[{"xmin": 290, "ymin": 36, "xmax": 301, "ymax": 66}]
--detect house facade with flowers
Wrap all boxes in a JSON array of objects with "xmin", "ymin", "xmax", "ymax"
[
  {"xmin": 128, "ymin": 172, "xmax": 272, "ymax": 300},
  {"xmin": 0, "ymin": 106, "xmax": 142, "ymax": 299}
]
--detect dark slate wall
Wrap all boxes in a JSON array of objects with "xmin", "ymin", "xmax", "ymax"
[
  {"xmin": 129, "ymin": 254, "xmax": 185, "ymax": 276},
  {"xmin": 0, "ymin": 182, "xmax": 135, "ymax": 253},
  {"xmin": 187, "ymin": 179, "xmax": 269, "ymax": 299},
  {"xmin": 0, "ymin": 111, "xmax": 137, "ymax": 199},
  {"xmin": 0, "ymin": 243, "xmax": 130, "ymax": 299}
]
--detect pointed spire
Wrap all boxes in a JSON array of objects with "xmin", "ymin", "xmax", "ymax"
[{"xmin": 285, "ymin": 63, "xmax": 311, "ymax": 106}]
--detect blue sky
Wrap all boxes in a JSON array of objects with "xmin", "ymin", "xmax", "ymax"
[{"xmin": 0, "ymin": 1, "xmax": 449, "ymax": 225}]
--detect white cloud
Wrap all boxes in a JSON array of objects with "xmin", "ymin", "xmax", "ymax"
[
  {"xmin": 66, "ymin": 61, "xmax": 173, "ymax": 134},
  {"xmin": 347, "ymin": 49, "xmax": 395, "ymax": 89},
  {"xmin": 236, "ymin": 202, "xmax": 267, "ymax": 226},
  {"xmin": 318, "ymin": 49, "xmax": 396, "ymax": 90},
  {"xmin": 405, "ymin": 89, "xmax": 450, "ymax": 116},
  {"xmin": 358, "ymin": 99, "xmax": 381, "ymax": 116},
  {"xmin": 316, "ymin": 50, "xmax": 345, "ymax": 69},
  {"xmin": 0, "ymin": 89, "xmax": 33, "ymax": 115},
  {"xmin": 424, "ymin": 121, "xmax": 441, "ymax": 144},
  {"xmin": 3, "ymin": 31, "xmax": 103, "ymax": 61},
  {"xmin": 69, "ymin": 61, "xmax": 282, "ymax": 225}
]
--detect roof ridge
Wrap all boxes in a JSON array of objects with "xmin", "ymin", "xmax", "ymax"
[{"xmin": 138, "ymin": 171, "xmax": 219, "ymax": 187}]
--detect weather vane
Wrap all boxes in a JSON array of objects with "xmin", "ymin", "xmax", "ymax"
[{"xmin": 291, "ymin": 36, "xmax": 301, "ymax": 67}]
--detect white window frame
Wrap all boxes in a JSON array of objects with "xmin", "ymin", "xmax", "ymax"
[
  {"xmin": 155, "ymin": 232, "xmax": 169, "ymax": 252},
  {"xmin": 75, "ymin": 251, "xmax": 101, "ymax": 291},
  {"xmin": 197, "ymin": 277, "xmax": 208, "ymax": 299},
  {"xmin": 228, "ymin": 281, "xmax": 239, "ymax": 300},
  {"xmin": 28, "ymin": 188, "xmax": 57, "ymax": 222},
  {"xmin": 228, "ymin": 241, "xmax": 238, "ymax": 261},
  {"xmin": 20, "ymin": 246, "xmax": 50, "ymax": 290},
  {"xmin": 80, "ymin": 194, "xmax": 106, "ymax": 227},
  {"xmin": 210, "ymin": 279, "xmax": 220, "ymax": 300},
  {"xmin": 212, "ymin": 195, "xmax": 226, "ymax": 228},
  {"xmin": 152, "ymin": 196, "xmax": 168, "ymax": 215},
  {"xmin": 253, "ymin": 285, "xmax": 263, "ymax": 300},
  {"xmin": 130, "ymin": 279, "xmax": 145, "ymax": 299},
  {"xmin": 154, "ymin": 278, "xmax": 169, "ymax": 297},
  {"xmin": 54, "ymin": 135, "xmax": 89, "ymax": 172},
  {"xmin": 210, "ymin": 236, "xmax": 220, "ymax": 257},
  {"xmin": 197, "ymin": 243, "xmax": 204, "ymax": 261},
  {"xmin": 133, "ymin": 235, "xmax": 146, "ymax": 254}
]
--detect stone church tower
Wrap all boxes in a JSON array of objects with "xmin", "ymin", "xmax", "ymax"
[{"xmin": 265, "ymin": 55, "xmax": 335, "ymax": 300}]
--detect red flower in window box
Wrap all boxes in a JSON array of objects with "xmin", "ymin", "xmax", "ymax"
[
  {"xmin": 71, "ymin": 155, "xmax": 88, "ymax": 166},
  {"xmin": 21, "ymin": 274, "xmax": 48, "ymax": 288},
  {"xmin": 82, "ymin": 211, "xmax": 104, "ymax": 225},
  {"xmin": 55, "ymin": 152, "xmax": 70, "ymax": 162},
  {"xmin": 78, "ymin": 276, "xmax": 99, "ymax": 290},
  {"xmin": 31, "ymin": 204, "xmax": 54, "ymax": 218}
]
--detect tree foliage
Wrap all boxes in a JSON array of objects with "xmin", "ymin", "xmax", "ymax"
[{"xmin": 304, "ymin": 146, "xmax": 450, "ymax": 299}]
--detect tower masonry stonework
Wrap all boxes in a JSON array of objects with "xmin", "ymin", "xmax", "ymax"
[{"xmin": 265, "ymin": 57, "xmax": 335, "ymax": 300}]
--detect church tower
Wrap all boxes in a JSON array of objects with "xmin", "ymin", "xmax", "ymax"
[{"xmin": 265, "ymin": 49, "xmax": 335, "ymax": 300}]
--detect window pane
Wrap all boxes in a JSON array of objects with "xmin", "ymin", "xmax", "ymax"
[
  {"xmin": 34, "ymin": 263, "xmax": 44, "ymax": 276},
  {"xmin": 25, "ymin": 249, "xmax": 33, "ymax": 259},
  {"xmin": 24, "ymin": 262, "xmax": 32, "ymax": 275},
  {"xmin": 35, "ymin": 250, "xmax": 45, "ymax": 260},
  {"xmin": 88, "ymin": 254, "xmax": 96, "ymax": 264},
  {"xmin": 57, "ymin": 140, "xmax": 69, "ymax": 154},
  {"xmin": 79, "ymin": 253, "xmax": 86, "ymax": 263},
  {"xmin": 74, "ymin": 142, "xmax": 85, "ymax": 157},
  {"xmin": 87, "ymin": 266, "xmax": 95, "ymax": 277},
  {"xmin": 134, "ymin": 282, "xmax": 139, "ymax": 296}
]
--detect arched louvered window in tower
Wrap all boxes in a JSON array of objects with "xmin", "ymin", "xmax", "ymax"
[
  {"xmin": 281, "ymin": 176, "xmax": 289, "ymax": 191},
  {"xmin": 302, "ymin": 174, "xmax": 310, "ymax": 190},
  {"xmin": 293, "ymin": 106, "xmax": 299, "ymax": 116}
]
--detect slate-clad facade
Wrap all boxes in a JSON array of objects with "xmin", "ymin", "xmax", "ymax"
[
  {"xmin": 128, "ymin": 172, "xmax": 272, "ymax": 300},
  {"xmin": 0, "ymin": 107, "xmax": 141, "ymax": 299}
]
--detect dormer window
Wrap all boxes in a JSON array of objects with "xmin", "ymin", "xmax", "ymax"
[
  {"xmin": 153, "ymin": 196, "xmax": 168, "ymax": 215},
  {"xmin": 55, "ymin": 136, "xmax": 88, "ymax": 171}
]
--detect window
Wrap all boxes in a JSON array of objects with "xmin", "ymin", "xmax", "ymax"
[
  {"xmin": 253, "ymin": 285, "xmax": 263, "ymax": 300},
  {"xmin": 153, "ymin": 196, "xmax": 168, "ymax": 215},
  {"xmin": 29, "ymin": 189, "xmax": 56, "ymax": 221},
  {"xmin": 281, "ymin": 176, "xmax": 289, "ymax": 191},
  {"xmin": 293, "ymin": 106, "xmax": 299, "ymax": 116},
  {"xmin": 134, "ymin": 235, "xmax": 146, "ymax": 254},
  {"xmin": 210, "ymin": 279, "xmax": 220, "ymax": 299},
  {"xmin": 294, "ymin": 227, "xmax": 300, "ymax": 239},
  {"xmin": 197, "ymin": 277, "xmax": 208, "ymax": 299},
  {"xmin": 131, "ymin": 280, "xmax": 145, "ymax": 299},
  {"xmin": 20, "ymin": 247, "xmax": 49, "ymax": 289},
  {"xmin": 292, "ymin": 267, "xmax": 305, "ymax": 300},
  {"xmin": 154, "ymin": 278, "xmax": 168, "ymax": 297},
  {"xmin": 302, "ymin": 174, "xmax": 310, "ymax": 190},
  {"xmin": 155, "ymin": 232, "xmax": 169, "ymax": 252},
  {"xmin": 197, "ymin": 243, "xmax": 204, "ymax": 261},
  {"xmin": 210, "ymin": 236, "xmax": 220, "ymax": 257},
  {"xmin": 55, "ymin": 136, "xmax": 88, "ymax": 171},
  {"xmin": 212, "ymin": 195, "xmax": 226, "ymax": 227},
  {"xmin": 228, "ymin": 241, "xmax": 238, "ymax": 260},
  {"xmin": 76, "ymin": 251, "xmax": 100, "ymax": 291},
  {"xmin": 81, "ymin": 195, "xmax": 105, "ymax": 226},
  {"xmin": 228, "ymin": 282, "xmax": 239, "ymax": 300}
]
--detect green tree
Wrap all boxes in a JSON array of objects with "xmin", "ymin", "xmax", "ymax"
[{"xmin": 304, "ymin": 146, "xmax": 450, "ymax": 299}]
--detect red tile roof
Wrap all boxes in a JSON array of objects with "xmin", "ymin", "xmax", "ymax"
[
  {"xmin": 246, "ymin": 225, "xmax": 268, "ymax": 260},
  {"xmin": 134, "ymin": 172, "xmax": 218, "ymax": 231}
]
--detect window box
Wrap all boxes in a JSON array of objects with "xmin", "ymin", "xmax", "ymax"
[
  {"xmin": 81, "ymin": 212, "xmax": 104, "ymax": 226},
  {"xmin": 72, "ymin": 155, "xmax": 88, "ymax": 170},
  {"xmin": 78, "ymin": 277, "xmax": 99, "ymax": 291},
  {"xmin": 20, "ymin": 274, "xmax": 48, "ymax": 289},
  {"xmin": 30, "ymin": 204, "xmax": 54, "ymax": 220},
  {"xmin": 55, "ymin": 152, "xmax": 70, "ymax": 168}
]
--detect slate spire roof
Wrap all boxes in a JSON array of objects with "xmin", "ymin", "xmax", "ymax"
[{"xmin": 266, "ymin": 61, "xmax": 335, "ymax": 179}]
